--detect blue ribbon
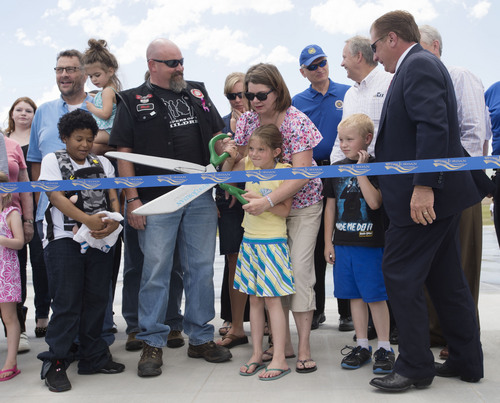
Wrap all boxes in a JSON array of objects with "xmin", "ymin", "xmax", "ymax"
[{"xmin": 1, "ymin": 156, "xmax": 498, "ymax": 194}]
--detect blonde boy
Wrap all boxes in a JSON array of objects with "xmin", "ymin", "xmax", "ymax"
[{"xmin": 323, "ymin": 113, "xmax": 392, "ymax": 373}]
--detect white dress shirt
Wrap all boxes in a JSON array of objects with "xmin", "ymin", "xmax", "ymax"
[
  {"xmin": 448, "ymin": 65, "xmax": 489, "ymax": 157},
  {"xmin": 330, "ymin": 68, "xmax": 393, "ymax": 162}
]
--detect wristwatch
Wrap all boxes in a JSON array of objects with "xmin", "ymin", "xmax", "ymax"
[{"xmin": 23, "ymin": 218, "xmax": 34, "ymax": 224}]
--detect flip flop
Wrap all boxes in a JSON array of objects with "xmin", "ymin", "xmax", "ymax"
[
  {"xmin": 239, "ymin": 362, "xmax": 266, "ymax": 376},
  {"xmin": 259, "ymin": 367, "xmax": 291, "ymax": 381},
  {"xmin": 218, "ymin": 333, "xmax": 248, "ymax": 349},
  {"xmin": 296, "ymin": 358, "xmax": 317, "ymax": 374},
  {"xmin": 262, "ymin": 348, "xmax": 296, "ymax": 362},
  {"xmin": 218, "ymin": 321, "xmax": 232, "ymax": 336},
  {"xmin": 0, "ymin": 365, "xmax": 21, "ymax": 381}
]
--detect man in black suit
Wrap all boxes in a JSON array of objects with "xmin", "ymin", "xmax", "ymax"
[{"xmin": 368, "ymin": 10, "xmax": 483, "ymax": 392}]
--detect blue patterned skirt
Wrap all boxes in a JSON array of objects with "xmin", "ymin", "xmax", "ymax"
[{"xmin": 234, "ymin": 237, "xmax": 295, "ymax": 297}]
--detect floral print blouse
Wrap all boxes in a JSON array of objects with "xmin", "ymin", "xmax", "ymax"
[{"xmin": 234, "ymin": 106, "xmax": 323, "ymax": 209}]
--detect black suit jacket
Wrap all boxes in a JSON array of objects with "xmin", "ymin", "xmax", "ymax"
[{"xmin": 375, "ymin": 44, "xmax": 481, "ymax": 227}]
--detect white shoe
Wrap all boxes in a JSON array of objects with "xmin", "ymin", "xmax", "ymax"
[{"xmin": 18, "ymin": 332, "xmax": 30, "ymax": 352}]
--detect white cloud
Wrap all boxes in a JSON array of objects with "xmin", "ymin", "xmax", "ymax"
[
  {"xmin": 468, "ymin": 1, "xmax": 491, "ymax": 19},
  {"xmin": 172, "ymin": 26, "xmax": 262, "ymax": 65},
  {"xmin": 58, "ymin": 0, "xmax": 74, "ymax": 11},
  {"xmin": 310, "ymin": 0, "xmax": 438, "ymax": 35},
  {"xmin": 35, "ymin": 85, "xmax": 62, "ymax": 108},
  {"xmin": 15, "ymin": 29, "xmax": 35, "ymax": 46},
  {"xmin": 263, "ymin": 45, "xmax": 296, "ymax": 65},
  {"xmin": 210, "ymin": 0, "xmax": 294, "ymax": 14},
  {"xmin": 36, "ymin": 34, "xmax": 58, "ymax": 50}
]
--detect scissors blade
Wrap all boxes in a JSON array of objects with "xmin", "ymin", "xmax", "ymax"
[
  {"xmin": 132, "ymin": 182, "xmax": 217, "ymax": 215},
  {"xmin": 105, "ymin": 151, "xmax": 207, "ymax": 174}
]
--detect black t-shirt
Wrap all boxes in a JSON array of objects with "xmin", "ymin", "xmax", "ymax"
[
  {"xmin": 154, "ymin": 86, "xmax": 204, "ymax": 165},
  {"xmin": 323, "ymin": 157, "xmax": 385, "ymax": 247},
  {"xmin": 110, "ymin": 80, "xmax": 225, "ymax": 201}
]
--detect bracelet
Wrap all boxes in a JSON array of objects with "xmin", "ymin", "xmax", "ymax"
[
  {"xmin": 265, "ymin": 195, "xmax": 275, "ymax": 208},
  {"xmin": 126, "ymin": 197, "xmax": 140, "ymax": 204},
  {"xmin": 23, "ymin": 219, "xmax": 34, "ymax": 224}
]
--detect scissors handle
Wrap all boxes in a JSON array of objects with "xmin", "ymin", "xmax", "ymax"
[
  {"xmin": 219, "ymin": 183, "xmax": 248, "ymax": 205},
  {"xmin": 209, "ymin": 133, "xmax": 231, "ymax": 167}
]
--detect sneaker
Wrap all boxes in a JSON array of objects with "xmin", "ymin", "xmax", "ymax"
[
  {"xmin": 45, "ymin": 360, "xmax": 71, "ymax": 392},
  {"xmin": 167, "ymin": 330, "xmax": 185, "ymax": 348},
  {"xmin": 341, "ymin": 345, "xmax": 372, "ymax": 369},
  {"xmin": 373, "ymin": 347, "xmax": 395, "ymax": 374},
  {"xmin": 339, "ymin": 316, "xmax": 354, "ymax": 332},
  {"xmin": 126, "ymin": 332, "xmax": 144, "ymax": 351},
  {"xmin": 138, "ymin": 344, "xmax": 163, "ymax": 377},
  {"xmin": 78, "ymin": 359, "xmax": 125, "ymax": 375},
  {"xmin": 18, "ymin": 332, "xmax": 30, "ymax": 353},
  {"xmin": 187, "ymin": 341, "xmax": 232, "ymax": 363}
]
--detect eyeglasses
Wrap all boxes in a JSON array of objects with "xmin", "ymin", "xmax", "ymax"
[
  {"xmin": 54, "ymin": 66, "xmax": 81, "ymax": 74},
  {"xmin": 244, "ymin": 89, "xmax": 274, "ymax": 101},
  {"xmin": 371, "ymin": 35, "xmax": 387, "ymax": 53},
  {"xmin": 306, "ymin": 59, "xmax": 327, "ymax": 71},
  {"xmin": 225, "ymin": 92, "xmax": 243, "ymax": 101},
  {"xmin": 150, "ymin": 58, "xmax": 184, "ymax": 68}
]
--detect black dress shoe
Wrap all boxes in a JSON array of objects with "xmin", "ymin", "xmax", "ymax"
[
  {"xmin": 311, "ymin": 312, "xmax": 326, "ymax": 330},
  {"xmin": 434, "ymin": 361, "xmax": 480, "ymax": 383},
  {"xmin": 370, "ymin": 372, "xmax": 433, "ymax": 392},
  {"xmin": 389, "ymin": 327, "xmax": 399, "ymax": 345},
  {"xmin": 339, "ymin": 316, "xmax": 354, "ymax": 332}
]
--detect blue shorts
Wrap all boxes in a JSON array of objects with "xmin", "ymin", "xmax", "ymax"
[{"xmin": 333, "ymin": 245, "xmax": 387, "ymax": 303}]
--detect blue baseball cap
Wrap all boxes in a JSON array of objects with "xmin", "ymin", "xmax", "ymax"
[{"xmin": 299, "ymin": 44, "xmax": 327, "ymax": 66}]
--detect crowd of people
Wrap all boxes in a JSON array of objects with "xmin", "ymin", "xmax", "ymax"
[{"xmin": 0, "ymin": 9, "xmax": 498, "ymax": 394}]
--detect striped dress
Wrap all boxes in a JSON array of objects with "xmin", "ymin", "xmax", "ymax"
[{"xmin": 233, "ymin": 158, "xmax": 295, "ymax": 297}]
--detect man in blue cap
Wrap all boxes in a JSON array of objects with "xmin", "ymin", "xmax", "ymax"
[{"xmin": 292, "ymin": 45, "xmax": 351, "ymax": 332}]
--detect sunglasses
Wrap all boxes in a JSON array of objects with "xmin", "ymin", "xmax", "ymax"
[
  {"xmin": 244, "ymin": 89, "xmax": 274, "ymax": 101},
  {"xmin": 225, "ymin": 92, "xmax": 243, "ymax": 101},
  {"xmin": 306, "ymin": 59, "xmax": 327, "ymax": 71},
  {"xmin": 150, "ymin": 58, "xmax": 184, "ymax": 68},
  {"xmin": 371, "ymin": 36, "xmax": 387, "ymax": 53}
]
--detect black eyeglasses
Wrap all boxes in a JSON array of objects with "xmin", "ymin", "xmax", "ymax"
[
  {"xmin": 225, "ymin": 92, "xmax": 243, "ymax": 101},
  {"xmin": 54, "ymin": 66, "xmax": 81, "ymax": 74},
  {"xmin": 150, "ymin": 58, "xmax": 184, "ymax": 68},
  {"xmin": 306, "ymin": 59, "xmax": 327, "ymax": 71},
  {"xmin": 371, "ymin": 35, "xmax": 387, "ymax": 53},
  {"xmin": 244, "ymin": 89, "xmax": 274, "ymax": 101}
]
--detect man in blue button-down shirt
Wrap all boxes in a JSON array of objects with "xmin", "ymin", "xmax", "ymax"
[
  {"xmin": 292, "ymin": 44, "xmax": 351, "ymax": 332},
  {"xmin": 28, "ymin": 49, "xmax": 93, "ymax": 222}
]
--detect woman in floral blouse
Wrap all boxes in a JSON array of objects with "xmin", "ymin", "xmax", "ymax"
[{"xmin": 234, "ymin": 63, "xmax": 323, "ymax": 374}]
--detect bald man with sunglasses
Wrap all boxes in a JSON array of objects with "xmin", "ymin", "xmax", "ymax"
[{"xmin": 110, "ymin": 38, "xmax": 232, "ymax": 378}]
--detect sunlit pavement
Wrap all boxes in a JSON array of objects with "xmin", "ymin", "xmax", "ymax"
[{"xmin": 2, "ymin": 226, "xmax": 499, "ymax": 402}]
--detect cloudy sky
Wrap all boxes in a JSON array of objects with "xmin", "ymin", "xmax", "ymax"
[{"xmin": 0, "ymin": 0, "xmax": 497, "ymax": 126}]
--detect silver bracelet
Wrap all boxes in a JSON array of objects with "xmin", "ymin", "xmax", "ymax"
[{"xmin": 265, "ymin": 195, "xmax": 275, "ymax": 208}]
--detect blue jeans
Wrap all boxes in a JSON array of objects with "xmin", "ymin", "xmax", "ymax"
[
  {"xmin": 38, "ymin": 238, "xmax": 112, "ymax": 372},
  {"xmin": 122, "ymin": 205, "xmax": 184, "ymax": 334},
  {"xmin": 137, "ymin": 192, "xmax": 217, "ymax": 347}
]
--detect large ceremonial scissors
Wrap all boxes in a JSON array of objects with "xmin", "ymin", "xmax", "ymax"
[{"xmin": 106, "ymin": 133, "xmax": 247, "ymax": 215}]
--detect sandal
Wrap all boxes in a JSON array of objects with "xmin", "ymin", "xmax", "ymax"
[
  {"xmin": 296, "ymin": 358, "xmax": 317, "ymax": 374},
  {"xmin": 239, "ymin": 362, "xmax": 265, "ymax": 376},
  {"xmin": 0, "ymin": 365, "xmax": 21, "ymax": 381},
  {"xmin": 218, "ymin": 321, "xmax": 232, "ymax": 336}
]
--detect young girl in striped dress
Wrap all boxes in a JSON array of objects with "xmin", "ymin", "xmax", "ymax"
[{"xmin": 222, "ymin": 124, "xmax": 294, "ymax": 381}]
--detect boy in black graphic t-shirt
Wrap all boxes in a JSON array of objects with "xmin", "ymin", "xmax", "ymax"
[{"xmin": 323, "ymin": 114, "xmax": 393, "ymax": 374}]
